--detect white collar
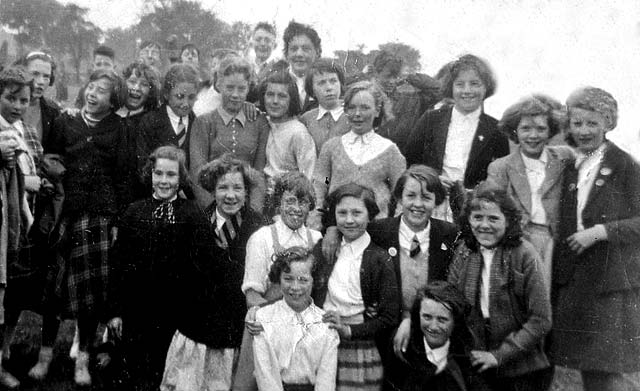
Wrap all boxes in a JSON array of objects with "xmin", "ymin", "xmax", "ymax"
[
  {"xmin": 166, "ymin": 105, "xmax": 186, "ymax": 123},
  {"xmin": 479, "ymin": 245, "xmax": 496, "ymax": 258},
  {"xmin": 423, "ymin": 337, "xmax": 450, "ymax": 373},
  {"xmin": 0, "ymin": 115, "xmax": 19, "ymax": 131},
  {"xmin": 399, "ymin": 216, "xmax": 430, "ymax": 246},
  {"xmin": 451, "ymin": 105, "xmax": 482, "ymax": 122},
  {"xmin": 575, "ymin": 142, "xmax": 607, "ymax": 169},
  {"xmin": 276, "ymin": 297, "xmax": 324, "ymax": 321},
  {"xmin": 217, "ymin": 106, "xmax": 246, "ymax": 127},
  {"xmin": 152, "ymin": 194, "xmax": 178, "ymax": 202},
  {"xmin": 116, "ymin": 106, "xmax": 145, "ymax": 118},
  {"xmin": 344, "ymin": 130, "xmax": 376, "ymax": 145},
  {"xmin": 340, "ymin": 231, "xmax": 371, "ymax": 255},
  {"xmin": 275, "ymin": 218, "xmax": 309, "ymax": 242},
  {"xmin": 520, "ymin": 147, "xmax": 548, "ymax": 167},
  {"xmin": 317, "ymin": 105, "xmax": 344, "ymax": 121},
  {"xmin": 214, "ymin": 208, "xmax": 227, "ymax": 231}
]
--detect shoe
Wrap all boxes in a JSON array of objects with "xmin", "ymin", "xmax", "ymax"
[
  {"xmin": 0, "ymin": 368, "xmax": 19, "ymax": 389},
  {"xmin": 74, "ymin": 350, "xmax": 91, "ymax": 386},
  {"xmin": 28, "ymin": 346, "xmax": 54, "ymax": 380}
]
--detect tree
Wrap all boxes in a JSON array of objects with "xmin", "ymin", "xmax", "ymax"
[
  {"xmin": 378, "ymin": 42, "xmax": 421, "ymax": 73},
  {"xmin": 46, "ymin": 4, "xmax": 101, "ymax": 83},
  {"xmin": 0, "ymin": 0, "xmax": 63, "ymax": 55},
  {"xmin": 333, "ymin": 49, "xmax": 368, "ymax": 79}
]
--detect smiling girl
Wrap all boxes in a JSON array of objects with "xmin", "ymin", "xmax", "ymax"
[{"xmin": 47, "ymin": 69, "xmax": 127, "ymax": 386}]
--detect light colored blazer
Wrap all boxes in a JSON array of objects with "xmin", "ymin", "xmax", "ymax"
[{"xmin": 487, "ymin": 146, "xmax": 574, "ymax": 238}]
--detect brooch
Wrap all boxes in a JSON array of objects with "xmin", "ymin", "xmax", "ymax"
[
  {"xmin": 600, "ymin": 167, "xmax": 612, "ymax": 176},
  {"xmin": 441, "ymin": 243, "xmax": 448, "ymax": 250},
  {"xmin": 478, "ymin": 135, "xmax": 484, "ymax": 142},
  {"xmin": 388, "ymin": 247, "xmax": 397, "ymax": 257},
  {"xmin": 568, "ymin": 183, "xmax": 577, "ymax": 191},
  {"xmin": 595, "ymin": 179, "xmax": 605, "ymax": 187}
]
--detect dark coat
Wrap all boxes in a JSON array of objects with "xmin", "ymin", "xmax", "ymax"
[
  {"xmin": 47, "ymin": 112, "xmax": 126, "ymax": 217},
  {"xmin": 138, "ymin": 105, "xmax": 196, "ymax": 169},
  {"xmin": 404, "ymin": 106, "xmax": 509, "ymax": 189},
  {"xmin": 39, "ymin": 97, "xmax": 61, "ymax": 147},
  {"xmin": 311, "ymin": 240, "xmax": 400, "ymax": 350},
  {"xmin": 552, "ymin": 141, "xmax": 640, "ymax": 372}
]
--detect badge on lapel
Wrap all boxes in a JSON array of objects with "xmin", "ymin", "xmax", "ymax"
[
  {"xmin": 600, "ymin": 167, "xmax": 612, "ymax": 176},
  {"xmin": 568, "ymin": 183, "xmax": 577, "ymax": 191},
  {"xmin": 388, "ymin": 247, "xmax": 397, "ymax": 257},
  {"xmin": 595, "ymin": 179, "xmax": 605, "ymax": 187},
  {"xmin": 478, "ymin": 135, "xmax": 484, "ymax": 142},
  {"xmin": 441, "ymin": 243, "xmax": 448, "ymax": 250}
]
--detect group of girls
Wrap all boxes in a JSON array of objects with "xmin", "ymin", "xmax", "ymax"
[{"xmin": 0, "ymin": 38, "xmax": 636, "ymax": 391}]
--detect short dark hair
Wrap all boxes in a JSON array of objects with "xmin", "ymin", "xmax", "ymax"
[
  {"xmin": 458, "ymin": 180, "xmax": 523, "ymax": 251},
  {"xmin": 122, "ymin": 62, "xmax": 161, "ymax": 111},
  {"xmin": 142, "ymin": 145, "xmax": 191, "ymax": 191},
  {"xmin": 282, "ymin": 20, "xmax": 322, "ymax": 57},
  {"xmin": 180, "ymin": 43, "xmax": 200, "ymax": 58},
  {"xmin": 343, "ymin": 80, "xmax": 393, "ymax": 128},
  {"xmin": 254, "ymin": 22, "xmax": 276, "ymax": 36},
  {"xmin": 93, "ymin": 45, "xmax": 115, "ymax": 60},
  {"xmin": 0, "ymin": 66, "xmax": 33, "ymax": 98},
  {"xmin": 304, "ymin": 58, "xmax": 345, "ymax": 100},
  {"xmin": 440, "ymin": 54, "xmax": 496, "ymax": 100},
  {"xmin": 197, "ymin": 153, "xmax": 258, "ymax": 206},
  {"xmin": 217, "ymin": 56, "xmax": 252, "ymax": 84},
  {"xmin": 373, "ymin": 50, "xmax": 403, "ymax": 77},
  {"xmin": 162, "ymin": 63, "xmax": 200, "ymax": 98},
  {"xmin": 498, "ymin": 94, "xmax": 565, "ymax": 143},
  {"xmin": 259, "ymin": 70, "xmax": 301, "ymax": 118},
  {"xmin": 272, "ymin": 171, "xmax": 316, "ymax": 212},
  {"xmin": 393, "ymin": 165, "xmax": 447, "ymax": 206},
  {"xmin": 14, "ymin": 51, "xmax": 56, "ymax": 86},
  {"xmin": 324, "ymin": 183, "xmax": 379, "ymax": 228},
  {"xmin": 140, "ymin": 40, "xmax": 161, "ymax": 52},
  {"xmin": 85, "ymin": 69, "xmax": 126, "ymax": 110},
  {"xmin": 268, "ymin": 246, "xmax": 316, "ymax": 284}
]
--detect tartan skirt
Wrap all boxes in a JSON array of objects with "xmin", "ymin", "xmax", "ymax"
[
  {"xmin": 337, "ymin": 339, "xmax": 383, "ymax": 391},
  {"xmin": 63, "ymin": 213, "xmax": 112, "ymax": 318}
]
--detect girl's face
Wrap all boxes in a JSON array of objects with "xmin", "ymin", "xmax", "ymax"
[
  {"xmin": 335, "ymin": 196, "xmax": 370, "ymax": 243},
  {"xmin": 468, "ymin": 200, "xmax": 507, "ymax": 249},
  {"xmin": 27, "ymin": 59, "xmax": 51, "ymax": 99},
  {"xmin": 569, "ymin": 107, "xmax": 608, "ymax": 154},
  {"xmin": 181, "ymin": 48, "xmax": 199, "ymax": 68},
  {"xmin": 264, "ymin": 82, "xmax": 290, "ymax": 121},
  {"xmin": 0, "ymin": 85, "xmax": 30, "ymax": 123},
  {"xmin": 125, "ymin": 72, "xmax": 151, "ymax": 111},
  {"xmin": 400, "ymin": 177, "xmax": 436, "ymax": 232},
  {"xmin": 281, "ymin": 259, "xmax": 313, "ymax": 312},
  {"xmin": 452, "ymin": 68, "xmax": 486, "ymax": 114},
  {"xmin": 218, "ymin": 73, "xmax": 249, "ymax": 115},
  {"xmin": 517, "ymin": 115, "xmax": 550, "ymax": 159},
  {"xmin": 312, "ymin": 71, "xmax": 341, "ymax": 110},
  {"xmin": 166, "ymin": 82, "xmax": 197, "ymax": 118},
  {"xmin": 279, "ymin": 190, "xmax": 311, "ymax": 231},
  {"xmin": 84, "ymin": 77, "xmax": 114, "ymax": 115},
  {"xmin": 152, "ymin": 158, "xmax": 180, "ymax": 201},
  {"xmin": 286, "ymin": 34, "xmax": 318, "ymax": 78},
  {"xmin": 214, "ymin": 171, "xmax": 246, "ymax": 219},
  {"xmin": 346, "ymin": 90, "xmax": 378, "ymax": 135},
  {"xmin": 419, "ymin": 298, "xmax": 454, "ymax": 349}
]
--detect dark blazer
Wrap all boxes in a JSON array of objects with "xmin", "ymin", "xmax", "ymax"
[
  {"xmin": 311, "ymin": 240, "xmax": 399, "ymax": 344},
  {"xmin": 554, "ymin": 142, "xmax": 640, "ymax": 293},
  {"xmin": 40, "ymin": 97, "xmax": 61, "ymax": 147},
  {"xmin": 487, "ymin": 146, "xmax": 574, "ymax": 237},
  {"xmin": 138, "ymin": 105, "xmax": 196, "ymax": 168},
  {"xmin": 405, "ymin": 106, "xmax": 509, "ymax": 189},
  {"xmin": 368, "ymin": 216, "xmax": 457, "ymax": 305}
]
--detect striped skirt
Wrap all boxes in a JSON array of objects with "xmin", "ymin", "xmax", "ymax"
[{"xmin": 337, "ymin": 339, "xmax": 383, "ymax": 391}]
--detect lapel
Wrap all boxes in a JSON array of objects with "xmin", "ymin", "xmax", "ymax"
[
  {"xmin": 159, "ymin": 105, "xmax": 177, "ymax": 144},
  {"xmin": 506, "ymin": 152, "xmax": 532, "ymax": 214},
  {"xmin": 461, "ymin": 247, "xmax": 483, "ymax": 307},
  {"xmin": 428, "ymin": 218, "xmax": 446, "ymax": 280},
  {"xmin": 431, "ymin": 108, "xmax": 453, "ymax": 168},
  {"xmin": 540, "ymin": 147, "xmax": 565, "ymax": 196},
  {"xmin": 465, "ymin": 112, "xmax": 491, "ymax": 174},
  {"xmin": 582, "ymin": 142, "xmax": 616, "ymax": 221}
]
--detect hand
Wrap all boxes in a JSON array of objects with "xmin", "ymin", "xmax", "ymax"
[
  {"xmin": 107, "ymin": 317, "xmax": 123, "ymax": 339},
  {"xmin": 567, "ymin": 225, "xmax": 607, "ymax": 255},
  {"xmin": 393, "ymin": 318, "xmax": 412, "ymax": 358},
  {"xmin": 242, "ymin": 102, "xmax": 260, "ymax": 122},
  {"xmin": 24, "ymin": 175, "xmax": 42, "ymax": 193},
  {"xmin": 470, "ymin": 350, "xmax": 498, "ymax": 372},
  {"xmin": 110, "ymin": 226, "xmax": 118, "ymax": 247},
  {"xmin": 0, "ymin": 135, "xmax": 18, "ymax": 165},
  {"xmin": 245, "ymin": 306, "xmax": 264, "ymax": 336},
  {"xmin": 322, "ymin": 226, "xmax": 340, "ymax": 260},
  {"xmin": 439, "ymin": 175, "xmax": 454, "ymax": 191},
  {"xmin": 323, "ymin": 310, "xmax": 351, "ymax": 339}
]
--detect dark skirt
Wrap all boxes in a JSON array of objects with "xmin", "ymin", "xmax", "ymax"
[{"xmin": 63, "ymin": 213, "xmax": 112, "ymax": 318}]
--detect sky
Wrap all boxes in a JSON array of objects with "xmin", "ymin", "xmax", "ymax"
[{"xmin": 58, "ymin": 0, "xmax": 640, "ymax": 154}]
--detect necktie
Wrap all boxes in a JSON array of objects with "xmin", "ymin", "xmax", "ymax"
[
  {"xmin": 176, "ymin": 117, "xmax": 186, "ymax": 147},
  {"xmin": 215, "ymin": 214, "xmax": 242, "ymax": 249},
  {"xmin": 153, "ymin": 201, "xmax": 175, "ymax": 224},
  {"xmin": 410, "ymin": 235, "xmax": 421, "ymax": 258}
]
